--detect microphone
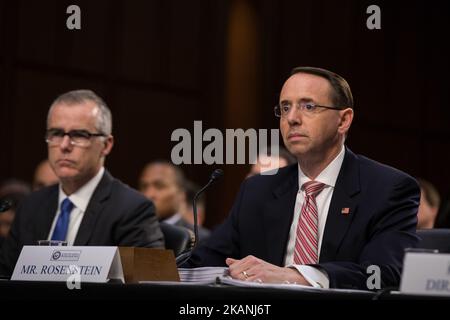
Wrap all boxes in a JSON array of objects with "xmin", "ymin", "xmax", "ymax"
[
  {"xmin": 176, "ymin": 169, "xmax": 223, "ymax": 267},
  {"xmin": 0, "ymin": 199, "xmax": 12, "ymax": 213}
]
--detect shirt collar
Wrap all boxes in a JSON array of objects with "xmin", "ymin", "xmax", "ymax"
[
  {"xmin": 298, "ymin": 145, "xmax": 345, "ymax": 189},
  {"xmin": 58, "ymin": 167, "xmax": 105, "ymax": 212}
]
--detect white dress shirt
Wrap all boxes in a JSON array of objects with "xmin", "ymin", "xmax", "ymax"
[
  {"xmin": 47, "ymin": 167, "xmax": 105, "ymax": 245},
  {"xmin": 284, "ymin": 146, "xmax": 345, "ymax": 288}
]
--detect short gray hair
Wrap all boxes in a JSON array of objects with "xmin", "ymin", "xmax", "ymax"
[{"xmin": 47, "ymin": 89, "xmax": 113, "ymax": 135}]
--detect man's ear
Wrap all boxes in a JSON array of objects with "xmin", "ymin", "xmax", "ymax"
[
  {"xmin": 101, "ymin": 135, "xmax": 114, "ymax": 157},
  {"xmin": 338, "ymin": 108, "xmax": 354, "ymax": 135}
]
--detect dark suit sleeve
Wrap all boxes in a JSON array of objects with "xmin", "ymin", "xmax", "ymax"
[
  {"xmin": 316, "ymin": 175, "xmax": 420, "ymax": 289},
  {"xmin": 114, "ymin": 199, "xmax": 164, "ymax": 249}
]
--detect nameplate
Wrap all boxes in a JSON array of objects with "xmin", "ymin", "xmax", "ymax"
[
  {"xmin": 11, "ymin": 246, "xmax": 124, "ymax": 283},
  {"xmin": 400, "ymin": 252, "xmax": 450, "ymax": 296}
]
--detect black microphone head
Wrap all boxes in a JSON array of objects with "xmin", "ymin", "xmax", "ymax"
[{"xmin": 210, "ymin": 169, "xmax": 224, "ymax": 182}]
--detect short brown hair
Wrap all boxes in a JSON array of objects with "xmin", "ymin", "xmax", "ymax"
[{"xmin": 290, "ymin": 66, "xmax": 354, "ymax": 109}]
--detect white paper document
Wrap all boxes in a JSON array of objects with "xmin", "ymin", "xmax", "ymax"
[{"xmin": 174, "ymin": 267, "xmax": 373, "ymax": 294}]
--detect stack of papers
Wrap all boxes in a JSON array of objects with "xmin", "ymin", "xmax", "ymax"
[
  {"xmin": 140, "ymin": 267, "xmax": 374, "ymax": 295},
  {"xmin": 177, "ymin": 267, "xmax": 320, "ymax": 290},
  {"xmin": 178, "ymin": 267, "xmax": 229, "ymax": 284}
]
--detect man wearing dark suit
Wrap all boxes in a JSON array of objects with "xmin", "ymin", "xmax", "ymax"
[
  {"xmin": 0, "ymin": 90, "xmax": 164, "ymax": 276},
  {"xmin": 189, "ymin": 67, "xmax": 420, "ymax": 290}
]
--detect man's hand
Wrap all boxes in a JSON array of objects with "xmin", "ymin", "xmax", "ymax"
[{"xmin": 225, "ymin": 255, "xmax": 310, "ymax": 285}]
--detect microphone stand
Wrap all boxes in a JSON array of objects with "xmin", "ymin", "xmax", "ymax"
[{"xmin": 176, "ymin": 169, "xmax": 223, "ymax": 267}]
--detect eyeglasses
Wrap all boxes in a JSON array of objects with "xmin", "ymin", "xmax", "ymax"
[
  {"xmin": 274, "ymin": 101, "xmax": 344, "ymax": 118},
  {"xmin": 45, "ymin": 129, "xmax": 107, "ymax": 147}
]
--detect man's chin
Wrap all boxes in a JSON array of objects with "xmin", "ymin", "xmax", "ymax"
[
  {"xmin": 54, "ymin": 168, "xmax": 78, "ymax": 180},
  {"xmin": 286, "ymin": 143, "xmax": 309, "ymax": 157}
]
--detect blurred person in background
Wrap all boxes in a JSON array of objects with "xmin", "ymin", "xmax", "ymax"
[
  {"xmin": 139, "ymin": 161, "xmax": 210, "ymax": 241},
  {"xmin": 33, "ymin": 159, "xmax": 59, "ymax": 190},
  {"xmin": 417, "ymin": 178, "xmax": 441, "ymax": 229},
  {"xmin": 0, "ymin": 179, "xmax": 31, "ymax": 247}
]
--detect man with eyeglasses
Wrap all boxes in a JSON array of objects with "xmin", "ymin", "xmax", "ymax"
[
  {"xmin": 188, "ymin": 67, "xmax": 420, "ymax": 290},
  {"xmin": 0, "ymin": 90, "xmax": 164, "ymax": 276}
]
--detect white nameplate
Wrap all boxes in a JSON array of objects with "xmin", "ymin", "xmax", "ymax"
[
  {"xmin": 400, "ymin": 252, "xmax": 450, "ymax": 296},
  {"xmin": 11, "ymin": 246, "xmax": 124, "ymax": 283}
]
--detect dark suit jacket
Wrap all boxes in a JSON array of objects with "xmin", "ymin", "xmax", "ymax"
[
  {"xmin": 0, "ymin": 170, "xmax": 164, "ymax": 276},
  {"xmin": 175, "ymin": 218, "xmax": 211, "ymax": 244},
  {"xmin": 189, "ymin": 148, "xmax": 420, "ymax": 289}
]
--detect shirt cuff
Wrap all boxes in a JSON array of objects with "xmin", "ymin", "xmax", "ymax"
[{"xmin": 288, "ymin": 264, "xmax": 330, "ymax": 289}]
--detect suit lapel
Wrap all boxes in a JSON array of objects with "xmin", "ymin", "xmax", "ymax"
[
  {"xmin": 263, "ymin": 165, "xmax": 298, "ymax": 265},
  {"xmin": 35, "ymin": 187, "xmax": 59, "ymax": 240},
  {"xmin": 319, "ymin": 148, "xmax": 361, "ymax": 262},
  {"xmin": 73, "ymin": 171, "xmax": 113, "ymax": 245}
]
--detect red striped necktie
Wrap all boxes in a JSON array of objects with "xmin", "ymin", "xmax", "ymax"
[{"xmin": 293, "ymin": 181, "xmax": 326, "ymax": 265}]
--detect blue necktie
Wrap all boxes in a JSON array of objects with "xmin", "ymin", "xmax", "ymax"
[{"xmin": 51, "ymin": 198, "xmax": 74, "ymax": 241}]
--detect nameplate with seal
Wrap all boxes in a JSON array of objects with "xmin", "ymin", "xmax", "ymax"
[
  {"xmin": 400, "ymin": 251, "xmax": 450, "ymax": 296},
  {"xmin": 11, "ymin": 246, "xmax": 124, "ymax": 283}
]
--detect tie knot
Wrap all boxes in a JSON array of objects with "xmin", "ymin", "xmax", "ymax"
[
  {"xmin": 302, "ymin": 181, "xmax": 326, "ymax": 197},
  {"xmin": 61, "ymin": 198, "xmax": 74, "ymax": 212}
]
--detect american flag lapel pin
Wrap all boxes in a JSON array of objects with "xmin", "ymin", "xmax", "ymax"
[{"xmin": 341, "ymin": 207, "xmax": 350, "ymax": 215}]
